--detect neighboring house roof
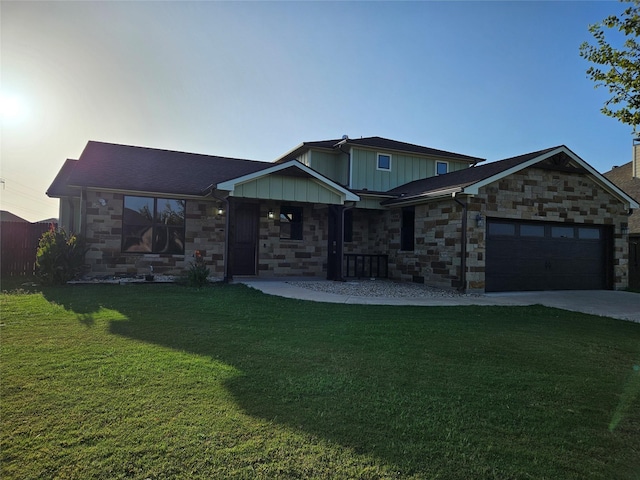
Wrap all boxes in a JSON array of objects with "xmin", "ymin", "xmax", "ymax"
[
  {"xmin": 276, "ymin": 136, "xmax": 485, "ymax": 164},
  {"xmin": 47, "ymin": 141, "xmax": 274, "ymax": 197},
  {"xmin": 382, "ymin": 146, "xmax": 640, "ymax": 209},
  {"xmin": 603, "ymin": 161, "xmax": 640, "ymax": 233},
  {"xmin": 0, "ymin": 210, "xmax": 29, "ymax": 222}
]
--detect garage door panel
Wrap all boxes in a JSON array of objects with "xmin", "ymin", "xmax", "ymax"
[{"xmin": 486, "ymin": 220, "xmax": 606, "ymax": 292}]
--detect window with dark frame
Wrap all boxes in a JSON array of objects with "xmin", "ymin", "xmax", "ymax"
[
  {"xmin": 280, "ymin": 205, "xmax": 303, "ymax": 240},
  {"xmin": 436, "ymin": 161, "xmax": 448, "ymax": 175},
  {"xmin": 122, "ymin": 196, "xmax": 186, "ymax": 254},
  {"xmin": 377, "ymin": 153, "xmax": 391, "ymax": 171},
  {"xmin": 400, "ymin": 206, "xmax": 415, "ymax": 251},
  {"xmin": 344, "ymin": 209, "xmax": 353, "ymax": 243}
]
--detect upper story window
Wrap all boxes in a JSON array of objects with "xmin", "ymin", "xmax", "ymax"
[
  {"xmin": 122, "ymin": 196, "xmax": 186, "ymax": 254},
  {"xmin": 280, "ymin": 205, "xmax": 303, "ymax": 240},
  {"xmin": 377, "ymin": 153, "xmax": 391, "ymax": 171},
  {"xmin": 436, "ymin": 161, "xmax": 448, "ymax": 175}
]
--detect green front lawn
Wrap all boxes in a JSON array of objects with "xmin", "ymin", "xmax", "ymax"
[{"xmin": 2, "ymin": 283, "xmax": 639, "ymax": 479}]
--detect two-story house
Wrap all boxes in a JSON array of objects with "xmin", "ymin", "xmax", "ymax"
[{"xmin": 47, "ymin": 136, "xmax": 638, "ymax": 292}]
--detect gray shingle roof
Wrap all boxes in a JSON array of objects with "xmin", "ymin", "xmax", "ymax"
[
  {"xmin": 47, "ymin": 141, "xmax": 272, "ymax": 197},
  {"xmin": 278, "ymin": 136, "xmax": 485, "ymax": 163},
  {"xmin": 382, "ymin": 146, "xmax": 562, "ymax": 205},
  {"xmin": 46, "ymin": 159, "xmax": 78, "ymax": 197}
]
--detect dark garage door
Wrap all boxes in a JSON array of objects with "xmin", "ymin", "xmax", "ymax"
[{"xmin": 486, "ymin": 219, "xmax": 610, "ymax": 292}]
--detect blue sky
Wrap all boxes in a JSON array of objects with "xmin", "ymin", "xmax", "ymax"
[{"xmin": 0, "ymin": 0, "xmax": 633, "ymax": 221}]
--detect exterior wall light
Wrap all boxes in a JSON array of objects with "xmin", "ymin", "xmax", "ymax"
[
  {"xmin": 475, "ymin": 214, "xmax": 484, "ymax": 228},
  {"xmin": 268, "ymin": 210, "xmax": 274, "ymax": 219},
  {"xmin": 217, "ymin": 207, "xmax": 224, "ymax": 215}
]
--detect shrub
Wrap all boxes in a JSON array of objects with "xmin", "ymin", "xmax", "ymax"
[
  {"xmin": 186, "ymin": 250, "xmax": 210, "ymax": 287},
  {"xmin": 36, "ymin": 226, "xmax": 87, "ymax": 285}
]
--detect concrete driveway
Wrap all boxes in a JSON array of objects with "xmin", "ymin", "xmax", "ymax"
[
  {"xmin": 238, "ymin": 279, "xmax": 640, "ymax": 323},
  {"xmin": 484, "ymin": 290, "xmax": 640, "ymax": 323}
]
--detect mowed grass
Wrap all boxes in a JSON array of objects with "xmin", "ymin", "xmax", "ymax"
[{"xmin": 1, "ymin": 282, "xmax": 639, "ymax": 479}]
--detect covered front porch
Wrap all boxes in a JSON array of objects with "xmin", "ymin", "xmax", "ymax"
[{"xmin": 217, "ymin": 160, "xmax": 360, "ymax": 280}]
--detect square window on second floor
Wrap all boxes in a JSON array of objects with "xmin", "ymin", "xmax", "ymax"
[
  {"xmin": 377, "ymin": 153, "xmax": 391, "ymax": 171},
  {"xmin": 436, "ymin": 161, "xmax": 448, "ymax": 175}
]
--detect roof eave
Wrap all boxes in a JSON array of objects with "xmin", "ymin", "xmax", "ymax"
[
  {"xmin": 380, "ymin": 187, "xmax": 465, "ymax": 206},
  {"xmin": 344, "ymin": 140, "xmax": 485, "ymax": 164},
  {"xmin": 273, "ymin": 141, "xmax": 339, "ymax": 163},
  {"xmin": 65, "ymin": 184, "xmax": 209, "ymax": 200}
]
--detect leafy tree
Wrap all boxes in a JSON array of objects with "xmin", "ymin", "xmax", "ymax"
[{"xmin": 579, "ymin": 0, "xmax": 640, "ymax": 131}]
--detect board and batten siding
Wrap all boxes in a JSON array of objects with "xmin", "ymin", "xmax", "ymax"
[
  {"xmin": 307, "ymin": 150, "xmax": 349, "ymax": 186},
  {"xmin": 231, "ymin": 175, "xmax": 344, "ymax": 204},
  {"xmin": 349, "ymin": 148, "xmax": 470, "ymax": 191}
]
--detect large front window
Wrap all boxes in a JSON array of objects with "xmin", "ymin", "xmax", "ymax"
[{"xmin": 122, "ymin": 196, "xmax": 186, "ymax": 253}]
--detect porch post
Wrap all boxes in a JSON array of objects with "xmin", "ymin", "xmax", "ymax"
[{"xmin": 327, "ymin": 204, "xmax": 344, "ymax": 281}]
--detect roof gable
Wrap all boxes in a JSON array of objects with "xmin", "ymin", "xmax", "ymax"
[
  {"xmin": 217, "ymin": 160, "xmax": 360, "ymax": 202},
  {"xmin": 383, "ymin": 146, "xmax": 640, "ymax": 208}
]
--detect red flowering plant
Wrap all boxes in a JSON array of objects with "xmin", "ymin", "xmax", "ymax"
[{"xmin": 187, "ymin": 249, "xmax": 210, "ymax": 287}]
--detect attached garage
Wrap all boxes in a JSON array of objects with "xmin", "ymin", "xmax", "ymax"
[
  {"xmin": 383, "ymin": 145, "xmax": 639, "ymax": 293},
  {"xmin": 485, "ymin": 219, "xmax": 613, "ymax": 292}
]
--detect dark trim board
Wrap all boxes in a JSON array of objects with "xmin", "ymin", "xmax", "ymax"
[{"xmin": 485, "ymin": 218, "xmax": 611, "ymax": 292}]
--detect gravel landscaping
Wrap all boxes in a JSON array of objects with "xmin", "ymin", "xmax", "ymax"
[{"xmin": 287, "ymin": 279, "xmax": 480, "ymax": 298}]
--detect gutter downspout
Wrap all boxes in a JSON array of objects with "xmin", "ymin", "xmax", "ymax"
[
  {"xmin": 337, "ymin": 143, "xmax": 352, "ymax": 188},
  {"xmin": 338, "ymin": 202, "xmax": 356, "ymax": 281},
  {"xmin": 452, "ymin": 193, "xmax": 467, "ymax": 294}
]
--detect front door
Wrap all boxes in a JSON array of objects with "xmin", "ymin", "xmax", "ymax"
[{"xmin": 231, "ymin": 203, "xmax": 259, "ymax": 276}]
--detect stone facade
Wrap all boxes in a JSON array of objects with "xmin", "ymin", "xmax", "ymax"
[
  {"xmin": 82, "ymin": 190, "xmax": 225, "ymax": 278},
  {"xmin": 470, "ymin": 167, "xmax": 629, "ymax": 291},
  {"xmin": 257, "ymin": 201, "xmax": 328, "ymax": 277},
  {"xmin": 346, "ymin": 166, "xmax": 630, "ymax": 292},
  {"xmin": 79, "ymin": 166, "xmax": 630, "ymax": 290}
]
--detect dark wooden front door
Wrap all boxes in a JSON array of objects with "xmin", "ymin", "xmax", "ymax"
[{"xmin": 231, "ymin": 203, "xmax": 258, "ymax": 276}]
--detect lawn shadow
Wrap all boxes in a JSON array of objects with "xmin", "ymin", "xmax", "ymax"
[
  {"xmin": 38, "ymin": 283, "xmax": 455, "ymax": 473},
  {"xmin": 38, "ymin": 283, "xmax": 640, "ymax": 477}
]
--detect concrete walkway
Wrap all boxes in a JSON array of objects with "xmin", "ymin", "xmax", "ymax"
[{"xmin": 237, "ymin": 279, "xmax": 640, "ymax": 323}]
